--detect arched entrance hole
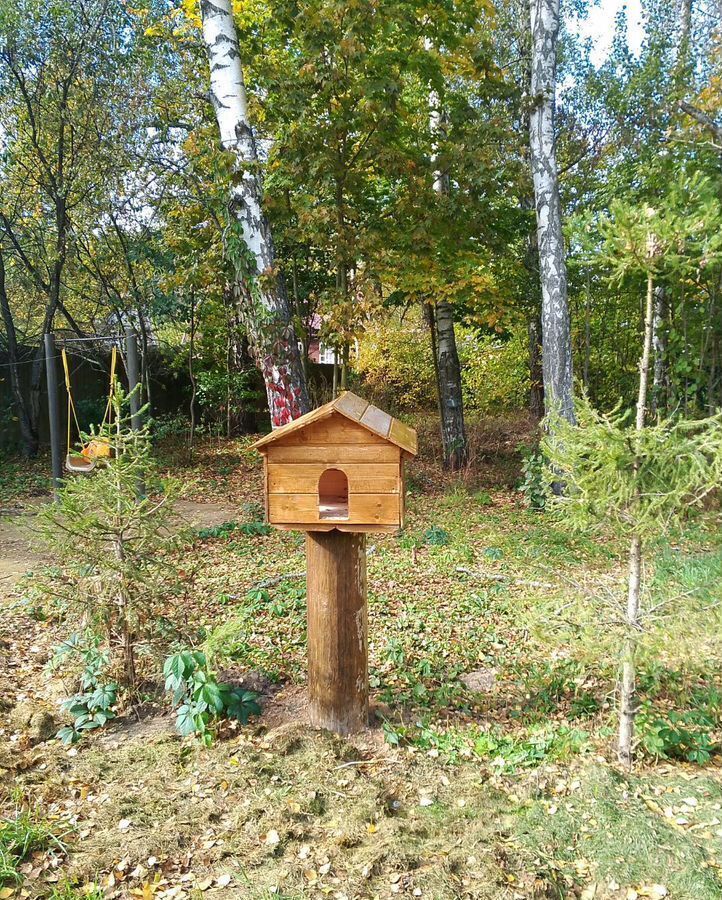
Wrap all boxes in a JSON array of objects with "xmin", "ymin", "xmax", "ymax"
[{"xmin": 318, "ymin": 468, "xmax": 349, "ymax": 520}]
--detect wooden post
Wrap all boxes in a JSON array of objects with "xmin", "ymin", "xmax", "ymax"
[
  {"xmin": 306, "ymin": 530, "xmax": 368, "ymax": 734},
  {"xmin": 124, "ymin": 327, "xmax": 142, "ymax": 432},
  {"xmin": 44, "ymin": 333, "xmax": 63, "ymax": 498}
]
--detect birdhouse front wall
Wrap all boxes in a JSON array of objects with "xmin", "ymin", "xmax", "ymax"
[{"xmin": 262, "ymin": 413, "xmax": 404, "ymax": 532}]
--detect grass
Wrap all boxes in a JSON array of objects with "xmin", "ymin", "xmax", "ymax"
[
  {"xmin": 0, "ymin": 812, "xmax": 66, "ymax": 887},
  {"xmin": 2, "ymin": 426, "xmax": 722, "ymax": 898},
  {"xmin": 513, "ymin": 763, "xmax": 722, "ymax": 899},
  {"xmin": 0, "ymin": 452, "xmax": 51, "ymax": 503}
]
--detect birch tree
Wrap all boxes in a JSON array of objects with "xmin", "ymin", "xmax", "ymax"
[
  {"xmin": 426, "ymin": 44, "xmax": 467, "ymax": 471},
  {"xmin": 528, "ymin": 0, "xmax": 574, "ymax": 423},
  {"xmin": 199, "ymin": 0, "xmax": 308, "ymax": 426}
]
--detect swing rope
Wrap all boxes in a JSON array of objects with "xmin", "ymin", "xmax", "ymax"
[{"xmin": 61, "ymin": 346, "xmax": 118, "ymax": 467}]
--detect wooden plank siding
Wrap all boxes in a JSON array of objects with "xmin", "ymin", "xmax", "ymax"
[
  {"xmin": 268, "ymin": 493, "xmax": 400, "ymax": 526},
  {"xmin": 266, "ymin": 444, "xmax": 400, "ymax": 464},
  {"xmin": 267, "ymin": 463, "xmax": 399, "ymax": 495}
]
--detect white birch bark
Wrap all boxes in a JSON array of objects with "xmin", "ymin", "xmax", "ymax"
[
  {"xmin": 651, "ymin": 284, "xmax": 667, "ymax": 415},
  {"xmin": 200, "ymin": 0, "xmax": 308, "ymax": 425},
  {"xmin": 528, "ymin": 0, "xmax": 574, "ymax": 424},
  {"xmin": 427, "ymin": 43, "xmax": 467, "ymax": 470},
  {"xmin": 618, "ymin": 267, "xmax": 656, "ymax": 769}
]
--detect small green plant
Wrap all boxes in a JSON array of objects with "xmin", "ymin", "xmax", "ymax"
[
  {"xmin": 197, "ymin": 520, "xmax": 239, "ymax": 539},
  {"xmin": 163, "ymin": 650, "xmax": 260, "ymax": 745},
  {"xmin": 48, "ymin": 883, "xmax": 104, "ymax": 900},
  {"xmin": 482, "ymin": 546, "xmax": 504, "ymax": 560},
  {"xmin": 57, "ymin": 682, "xmax": 118, "ymax": 746},
  {"xmin": 196, "ymin": 519, "xmax": 270, "ymax": 539},
  {"xmin": 519, "ymin": 449, "xmax": 548, "ymax": 510},
  {"xmin": 239, "ymin": 521, "xmax": 271, "ymax": 536},
  {"xmin": 638, "ymin": 706, "xmax": 718, "ymax": 764},
  {"xmin": 48, "ymin": 632, "xmax": 119, "ymax": 745},
  {"xmin": 241, "ymin": 500, "xmax": 266, "ymax": 521},
  {"xmin": 424, "ymin": 525, "xmax": 450, "ymax": 546}
]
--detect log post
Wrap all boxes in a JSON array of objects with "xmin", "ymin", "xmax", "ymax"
[
  {"xmin": 44, "ymin": 333, "xmax": 63, "ymax": 499},
  {"xmin": 306, "ymin": 530, "xmax": 368, "ymax": 734}
]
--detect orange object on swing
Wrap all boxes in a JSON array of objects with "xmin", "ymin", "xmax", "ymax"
[{"xmin": 61, "ymin": 346, "xmax": 117, "ymax": 474}]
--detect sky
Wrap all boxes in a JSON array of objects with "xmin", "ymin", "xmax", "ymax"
[{"xmin": 568, "ymin": 0, "xmax": 646, "ymax": 66}]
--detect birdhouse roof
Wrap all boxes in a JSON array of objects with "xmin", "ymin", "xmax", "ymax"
[{"xmin": 252, "ymin": 392, "xmax": 418, "ymax": 456}]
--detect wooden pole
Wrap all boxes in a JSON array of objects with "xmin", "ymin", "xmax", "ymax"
[
  {"xmin": 124, "ymin": 327, "xmax": 142, "ymax": 433},
  {"xmin": 44, "ymin": 333, "xmax": 63, "ymax": 498},
  {"xmin": 306, "ymin": 530, "xmax": 368, "ymax": 734}
]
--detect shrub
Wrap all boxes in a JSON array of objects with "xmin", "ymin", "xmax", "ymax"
[
  {"xmin": 518, "ymin": 449, "xmax": 548, "ymax": 510},
  {"xmin": 163, "ymin": 650, "xmax": 260, "ymax": 745}
]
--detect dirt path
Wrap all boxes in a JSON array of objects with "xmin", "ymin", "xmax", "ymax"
[{"xmin": 0, "ymin": 499, "xmax": 240, "ymax": 585}]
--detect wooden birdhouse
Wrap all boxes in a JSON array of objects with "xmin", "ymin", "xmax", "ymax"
[{"xmin": 252, "ymin": 392, "xmax": 417, "ymax": 533}]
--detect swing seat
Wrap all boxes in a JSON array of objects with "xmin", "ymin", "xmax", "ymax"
[
  {"xmin": 82, "ymin": 438, "xmax": 112, "ymax": 460},
  {"xmin": 65, "ymin": 453, "xmax": 95, "ymax": 474},
  {"xmin": 61, "ymin": 344, "xmax": 118, "ymax": 475}
]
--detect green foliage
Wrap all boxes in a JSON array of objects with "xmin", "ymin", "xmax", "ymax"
[
  {"xmin": 32, "ymin": 388, "xmax": 185, "ymax": 688},
  {"xmin": 0, "ymin": 813, "xmax": 65, "ymax": 887},
  {"xmin": 638, "ymin": 706, "xmax": 719, "ymax": 764},
  {"xmin": 57, "ymin": 682, "xmax": 118, "ymax": 747},
  {"xmin": 518, "ymin": 449, "xmax": 548, "ymax": 511},
  {"xmin": 423, "ymin": 525, "xmax": 450, "ymax": 547},
  {"xmin": 163, "ymin": 650, "xmax": 260, "ymax": 745},
  {"xmin": 356, "ymin": 309, "xmax": 530, "ymax": 415},
  {"xmin": 382, "ymin": 720, "xmax": 588, "ymax": 771},
  {"xmin": 48, "ymin": 885, "xmax": 104, "ymax": 900},
  {"xmin": 195, "ymin": 369, "xmax": 256, "ymax": 427},
  {"xmin": 49, "ymin": 631, "xmax": 119, "ymax": 745},
  {"xmin": 544, "ymin": 395, "xmax": 722, "ymax": 539},
  {"xmin": 197, "ymin": 520, "xmax": 271, "ymax": 540}
]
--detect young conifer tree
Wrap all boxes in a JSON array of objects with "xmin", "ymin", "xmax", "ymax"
[
  {"xmin": 34, "ymin": 386, "xmax": 185, "ymax": 691},
  {"xmin": 544, "ymin": 193, "xmax": 722, "ymax": 766}
]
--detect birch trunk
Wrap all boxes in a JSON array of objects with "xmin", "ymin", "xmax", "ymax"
[
  {"xmin": 618, "ymin": 269, "xmax": 655, "ymax": 769},
  {"xmin": 528, "ymin": 0, "xmax": 574, "ymax": 424},
  {"xmin": 428, "ymin": 59, "xmax": 467, "ymax": 470},
  {"xmin": 200, "ymin": 0, "xmax": 309, "ymax": 426},
  {"xmin": 651, "ymin": 284, "xmax": 668, "ymax": 415}
]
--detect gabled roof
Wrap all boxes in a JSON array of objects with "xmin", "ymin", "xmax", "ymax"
[{"xmin": 252, "ymin": 391, "xmax": 418, "ymax": 456}]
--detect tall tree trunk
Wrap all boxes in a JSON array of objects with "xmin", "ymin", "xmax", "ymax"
[
  {"xmin": 427, "ymin": 58, "xmax": 467, "ymax": 470},
  {"xmin": 618, "ymin": 268, "xmax": 655, "ymax": 769},
  {"xmin": 188, "ymin": 292, "xmax": 197, "ymax": 462},
  {"xmin": 583, "ymin": 271, "xmax": 592, "ymax": 390},
  {"xmin": 651, "ymin": 284, "xmax": 668, "ymax": 416},
  {"xmin": 677, "ymin": 0, "xmax": 692, "ymax": 67},
  {"xmin": 528, "ymin": 317, "xmax": 544, "ymax": 418},
  {"xmin": 521, "ymin": 192, "xmax": 544, "ymax": 417},
  {"xmin": 0, "ymin": 251, "xmax": 38, "ymax": 455},
  {"xmin": 200, "ymin": 0, "xmax": 308, "ymax": 426},
  {"xmin": 528, "ymin": 0, "xmax": 575, "ymax": 424}
]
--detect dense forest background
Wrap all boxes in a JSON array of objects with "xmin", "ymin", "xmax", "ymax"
[{"xmin": 0, "ymin": 0, "xmax": 720, "ymax": 453}]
